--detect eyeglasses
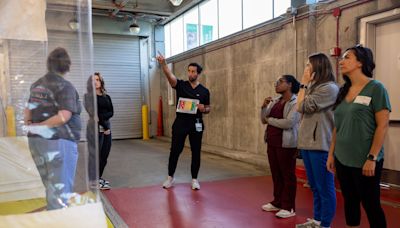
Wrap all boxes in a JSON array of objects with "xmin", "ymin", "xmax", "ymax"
[{"xmin": 274, "ymin": 79, "xmax": 287, "ymax": 86}]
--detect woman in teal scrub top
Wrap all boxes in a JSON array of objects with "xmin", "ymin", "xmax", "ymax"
[{"xmin": 327, "ymin": 45, "xmax": 391, "ymax": 228}]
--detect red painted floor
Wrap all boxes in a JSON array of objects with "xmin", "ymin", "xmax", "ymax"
[{"xmin": 103, "ymin": 176, "xmax": 400, "ymax": 228}]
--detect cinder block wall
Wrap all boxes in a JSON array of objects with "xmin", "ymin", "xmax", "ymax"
[{"xmin": 157, "ymin": 0, "xmax": 398, "ymax": 165}]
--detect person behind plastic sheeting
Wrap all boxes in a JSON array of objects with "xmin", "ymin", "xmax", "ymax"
[
  {"xmin": 156, "ymin": 53, "xmax": 210, "ymax": 191},
  {"xmin": 260, "ymin": 75, "xmax": 301, "ymax": 219},
  {"xmin": 327, "ymin": 45, "xmax": 390, "ymax": 228},
  {"xmin": 84, "ymin": 73, "xmax": 114, "ymax": 190},
  {"xmin": 295, "ymin": 53, "xmax": 339, "ymax": 228},
  {"xmin": 84, "ymin": 75, "xmax": 97, "ymax": 190},
  {"xmin": 24, "ymin": 47, "xmax": 81, "ymax": 210}
]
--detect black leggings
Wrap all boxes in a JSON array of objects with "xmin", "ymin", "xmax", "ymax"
[
  {"xmin": 168, "ymin": 118, "xmax": 203, "ymax": 179},
  {"xmin": 99, "ymin": 131, "xmax": 112, "ymax": 177},
  {"xmin": 87, "ymin": 124, "xmax": 112, "ymax": 181},
  {"xmin": 335, "ymin": 157, "xmax": 386, "ymax": 228}
]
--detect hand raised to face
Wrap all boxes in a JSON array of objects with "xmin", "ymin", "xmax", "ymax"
[
  {"xmin": 261, "ymin": 97, "xmax": 272, "ymax": 108},
  {"xmin": 302, "ymin": 65, "xmax": 314, "ymax": 84}
]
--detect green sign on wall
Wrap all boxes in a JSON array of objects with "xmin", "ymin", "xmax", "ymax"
[
  {"xmin": 202, "ymin": 25, "xmax": 213, "ymax": 44},
  {"xmin": 186, "ymin": 24, "xmax": 214, "ymax": 48},
  {"xmin": 186, "ymin": 23, "xmax": 198, "ymax": 49}
]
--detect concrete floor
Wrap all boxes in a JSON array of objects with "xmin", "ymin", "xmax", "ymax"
[
  {"xmin": 99, "ymin": 139, "xmax": 267, "ymax": 189},
  {"xmin": 71, "ymin": 139, "xmax": 400, "ymax": 228}
]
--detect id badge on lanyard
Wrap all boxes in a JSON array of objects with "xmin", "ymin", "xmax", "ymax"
[{"xmin": 195, "ymin": 118, "xmax": 203, "ymax": 132}]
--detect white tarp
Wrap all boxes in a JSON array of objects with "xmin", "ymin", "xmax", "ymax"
[
  {"xmin": 0, "ymin": 0, "xmax": 47, "ymax": 41},
  {"xmin": 0, "ymin": 137, "xmax": 45, "ymax": 203}
]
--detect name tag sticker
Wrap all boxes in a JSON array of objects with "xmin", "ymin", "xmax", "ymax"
[{"xmin": 353, "ymin": 95, "xmax": 371, "ymax": 106}]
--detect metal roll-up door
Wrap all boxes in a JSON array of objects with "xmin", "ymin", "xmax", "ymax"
[
  {"xmin": 8, "ymin": 40, "xmax": 46, "ymax": 136},
  {"xmin": 9, "ymin": 32, "xmax": 141, "ymax": 139},
  {"xmin": 93, "ymin": 34, "xmax": 142, "ymax": 139},
  {"xmin": 47, "ymin": 31, "xmax": 91, "ymax": 139},
  {"xmin": 8, "ymin": 31, "xmax": 89, "ymax": 137}
]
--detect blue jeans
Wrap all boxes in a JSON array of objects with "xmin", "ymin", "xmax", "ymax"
[
  {"xmin": 28, "ymin": 137, "xmax": 78, "ymax": 210},
  {"xmin": 301, "ymin": 150, "xmax": 336, "ymax": 227}
]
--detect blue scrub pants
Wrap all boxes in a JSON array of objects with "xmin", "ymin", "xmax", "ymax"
[{"xmin": 301, "ymin": 150, "xmax": 336, "ymax": 227}]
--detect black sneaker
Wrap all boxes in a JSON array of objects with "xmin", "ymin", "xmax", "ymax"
[
  {"xmin": 99, "ymin": 182, "xmax": 111, "ymax": 190},
  {"xmin": 99, "ymin": 178, "xmax": 110, "ymax": 185}
]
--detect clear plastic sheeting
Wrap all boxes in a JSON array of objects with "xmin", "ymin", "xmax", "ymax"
[{"xmin": 0, "ymin": 0, "xmax": 106, "ymax": 226}]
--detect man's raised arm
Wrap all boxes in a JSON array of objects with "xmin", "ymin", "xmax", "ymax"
[{"xmin": 156, "ymin": 54, "xmax": 177, "ymax": 87}]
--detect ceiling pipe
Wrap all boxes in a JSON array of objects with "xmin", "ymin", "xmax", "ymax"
[
  {"xmin": 93, "ymin": 8, "xmax": 167, "ymax": 23},
  {"xmin": 111, "ymin": 0, "xmax": 131, "ymax": 17},
  {"xmin": 161, "ymin": 0, "xmax": 202, "ymax": 25}
]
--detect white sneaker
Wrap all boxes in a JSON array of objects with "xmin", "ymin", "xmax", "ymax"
[
  {"xmin": 295, "ymin": 218, "xmax": 321, "ymax": 228},
  {"xmin": 191, "ymin": 179, "xmax": 200, "ymax": 190},
  {"xmin": 261, "ymin": 203, "xmax": 280, "ymax": 212},
  {"xmin": 162, "ymin": 176, "xmax": 175, "ymax": 189},
  {"xmin": 275, "ymin": 209, "xmax": 296, "ymax": 218}
]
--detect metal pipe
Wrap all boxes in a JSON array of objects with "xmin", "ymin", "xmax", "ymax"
[{"xmin": 111, "ymin": 0, "xmax": 131, "ymax": 16}]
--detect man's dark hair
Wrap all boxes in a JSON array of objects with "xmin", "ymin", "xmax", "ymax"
[
  {"xmin": 188, "ymin": 63, "xmax": 203, "ymax": 74},
  {"xmin": 47, "ymin": 47, "xmax": 71, "ymax": 74}
]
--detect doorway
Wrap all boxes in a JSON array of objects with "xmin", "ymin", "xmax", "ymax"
[{"xmin": 359, "ymin": 7, "xmax": 400, "ymax": 186}]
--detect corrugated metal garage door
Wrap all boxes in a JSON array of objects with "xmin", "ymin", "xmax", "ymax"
[
  {"xmin": 9, "ymin": 31, "xmax": 142, "ymax": 139},
  {"xmin": 93, "ymin": 34, "xmax": 142, "ymax": 139},
  {"xmin": 8, "ymin": 40, "xmax": 45, "ymax": 137},
  {"xmin": 8, "ymin": 31, "xmax": 87, "ymax": 137}
]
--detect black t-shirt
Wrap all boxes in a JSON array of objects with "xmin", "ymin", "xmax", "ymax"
[
  {"xmin": 28, "ymin": 72, "xmax": 82, "ymax": 141},
  {"xmin": 173, "ymin": 79, "xmax": 210, "ymax": 119}
]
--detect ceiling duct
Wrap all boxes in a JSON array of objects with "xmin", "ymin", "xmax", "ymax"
[{"xmin": 93, "ymin": 8, "xmax": 167, "ymax": 24}]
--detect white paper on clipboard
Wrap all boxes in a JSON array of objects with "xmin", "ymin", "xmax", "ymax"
[{"xmin": 176, "ymin": 98, "xmax": 200, "ymax": 114}]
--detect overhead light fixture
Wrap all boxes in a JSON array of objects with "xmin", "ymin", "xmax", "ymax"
[
  {"xmin": 68, "ymin": 18, "xmax": 79, "ymax": 31},
  {"xmin": 169, "ymin": 0, "xmax": 184, "ymax": 6},
  {"xmin": 129, "ymin": 20, "xmax": 140, "ymax": 34}
]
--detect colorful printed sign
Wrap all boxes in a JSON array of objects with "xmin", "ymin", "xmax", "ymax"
[{"xmin": 176, "ymin": 97, "xmax": 199, "ymax": 114}]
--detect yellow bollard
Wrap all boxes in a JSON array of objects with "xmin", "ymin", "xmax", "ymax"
[
  {"xmin": 142, "ymin": 105, "xmax": 149, "ymax": 140},
  {"xmin": 6, "ymin": 105, "xmax": 16, "ymax": 137}
]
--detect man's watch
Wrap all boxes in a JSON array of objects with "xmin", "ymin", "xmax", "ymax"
[
  {"xmin": 367, "ymin": 154, "xmax": 377, "ymax": 161},
  {"xmin": 300, "ymin": 84, "xmax": 308, "ymax": 89}
]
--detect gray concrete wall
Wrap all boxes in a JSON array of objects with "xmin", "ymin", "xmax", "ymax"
[{"xmin": 152, "ymin": 0, "xmax": 399, "ymax": 166}]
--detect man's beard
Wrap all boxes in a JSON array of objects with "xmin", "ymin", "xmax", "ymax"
[{"xmin": 189, "ymin": 77, "xmax": 197, "ymax": 82}]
